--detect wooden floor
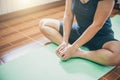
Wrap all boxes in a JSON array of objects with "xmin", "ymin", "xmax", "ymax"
[{"xmin": 0, "ymin": 1, "xmax": 120, "ymax": 80}]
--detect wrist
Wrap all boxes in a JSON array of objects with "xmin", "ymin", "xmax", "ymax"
[
  {"xmin": 63, "ymin": 39, "xmax": 68, "ymax": 44},
  {"xmin": 62, "ymin": 40, "xmax": 68, "ymax": 45},
  {"xmin": 72, "ymin": 43, "xmax": 80, "ymax": 49}
]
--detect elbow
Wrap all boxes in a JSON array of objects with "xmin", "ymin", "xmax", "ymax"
[
  {"xmin": 64, "ymin": 15, "xmax": 72, "ymax": 20},
  {"xmin": 64, "ymin": 13, "xmax": 74, "ymax": 20}
]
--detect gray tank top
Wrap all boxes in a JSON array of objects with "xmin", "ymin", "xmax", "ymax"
[{"xmin": 72, "ymin": 0, "xmax": 114, "ymax": 35}]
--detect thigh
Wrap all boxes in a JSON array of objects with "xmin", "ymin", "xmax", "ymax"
[
  {"xmin": 40, "ymin": 18, "xmax": 61, "ymax": 31},
  {"xmin": 102, "ymin": 41, "xmax": 120, "ymax": 54}
]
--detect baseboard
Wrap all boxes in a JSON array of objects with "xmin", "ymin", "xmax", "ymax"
[{"xmin": 0, "ymin": 0, "xmax": 65, "ymax": 22}]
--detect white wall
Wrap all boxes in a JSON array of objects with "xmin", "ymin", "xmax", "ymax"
[{"xmin": 0, "ymin": 0, "xmax": 60, "ymax": 15}]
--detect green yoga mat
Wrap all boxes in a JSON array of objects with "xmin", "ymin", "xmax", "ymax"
[
  {"xmin": 0, "ymin": 43, "xmax": 114, "ymax": 80},
  {"xmin": 0, "ymin": 16, "xmax": 119, "ymax": 80}
]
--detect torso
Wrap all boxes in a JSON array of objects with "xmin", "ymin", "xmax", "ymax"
[{"xmin": 72, "ymin": 0, "xmax": 113, "ymax": 35}]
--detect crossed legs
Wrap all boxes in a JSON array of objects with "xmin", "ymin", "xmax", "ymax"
[{"xmin": 39, "ymin": 18, "xmax": 120, "ymax": 66}]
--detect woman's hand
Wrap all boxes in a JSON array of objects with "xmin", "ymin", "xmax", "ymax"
[
  {"xmin": 58, "ymin": 44, "xmax": 78, "ymax": 60},
  {"xmin": 56, "ymin": 41, "xmax": 68, "ymax": 57}
]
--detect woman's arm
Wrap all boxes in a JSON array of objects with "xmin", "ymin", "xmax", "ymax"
[
  {"xmin": 72, "ymin": 0, "xmax": 114, "ymax": 49},
  {"xmin": 56, "ymin": 0, "xmax": 74, "ymax": 57},
  {"xmin": 63, "ymin": 0, "xmax": 74, "ymax": 43}
]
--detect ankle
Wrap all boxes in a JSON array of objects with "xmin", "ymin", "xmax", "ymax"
[{"xmin": 72, "ymin": 48, "xmax": 88, "ymax": 58}]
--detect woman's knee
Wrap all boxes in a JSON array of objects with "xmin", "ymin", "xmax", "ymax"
[
  {"xmin": 39, "ymin": 18, "xmax": 60, "ymax": 32},
  {"xmin": 39, "ymin": 18, "xmax": 48, "ymax": 31},
  {"xmin": 106, "ymin": 48, "xmax": 120, "ymax": 66},
  {"xmin": 102, "ymin": 41, "xmax": 120, "ymax": 66},
  {"xmin": 111, "ymin": 49, "xmax": 120, "ymax": 66},
  {"xmin": 108, "ymin": 54, "xmax": 120, "ymax": 66}
]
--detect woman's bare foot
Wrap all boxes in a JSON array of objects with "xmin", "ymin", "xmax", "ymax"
[{"xmin": 71, "ymin": 48, "xmax": 88, "ymax": 58}]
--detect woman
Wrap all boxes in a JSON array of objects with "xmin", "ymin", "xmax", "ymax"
[{"xmin": 39, "ymin": 0, "xmax": 120, "ymax": 66}]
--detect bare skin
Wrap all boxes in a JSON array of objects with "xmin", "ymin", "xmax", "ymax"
[{"xmin": 39, "ymin": 0, "xmax": 120, "ymax": 66}]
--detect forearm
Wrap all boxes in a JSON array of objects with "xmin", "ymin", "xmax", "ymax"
[
  {"xmin": 63, "ymin": 14, "xmax": 74, "ymax": 43},
  {"xmin": 72, "ymin": 23, "xmax": 102, "ymax": 49},
  {"xmin": 62, "ymin": 0, "xmax": 74, "ymax": 43}
]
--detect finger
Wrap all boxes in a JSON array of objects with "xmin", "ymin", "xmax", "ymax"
[
  {"xmin": 56, "ymin": 47, "xmax": 60, "ymax": 53},
  {"xmin": 60, "ymin": 55, "xmax": 66, "ymax": 60},
  {"xmin": 63, "ymin": 56, "xmax": 68, "ymax": 60},
  {"xmin": 56, "ymin": 49, "xmax": 64, "ymax": 58},
  {"xmin": 60, "ymin": 53, "xmax": 65, "ymax": 59},
  {"xmin": 60, "ymin": 52, "xmax": 67, "ymax": 59},
  {"xmin": 57, "ymin": 47, "xmax": 66, "ymax": 56},
  {"xmin": 56, "ymin": 48, "xmax": 61, "ymax": 57},
  {"xmin": 57, "ymin": 47, "xmax": 64, "ymax": 54},
  {"xmin": 62, "ymin": 55, "xmax": 67, "ymax": 60},
  {"xmin": 59, "ymin": 46, "xmax": 65, "ymax": 51},
  {"xmin": 59, "ymin": 51, "xmax": 64, "ymax": 57},
  {"xmin": 56, "ymin": 50, "xmax": 60, "ymax": 57},
  {"xmin": 63, "ymin": 54, "xmax": 70, "ymax": 60},
  {"xmin": 62, "ymin": 54, "xmax": 65, "ymax": 57},
  {"xmin": 56, "ymin": 46, "xmax": 64, "ymax": 53},
  {"xmin": 62, "ymin": 56, "xmax": 68, "ymax": 60}
]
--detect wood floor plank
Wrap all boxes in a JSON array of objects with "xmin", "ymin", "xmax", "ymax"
[
  {"xmin": 104, "ymin": 72, "xmax": 120, "ymax": 80},
  {"xmin": 11, "ymin": 38, "xmax": 33, "ymax": 48},
  {"xmin": 9, "ymin": 19, "xmax": 40, "ymax": 32},
  {"xmin": 20, "ymin": 26, "xmax": 41, "ymax": 37},
  {"xmin": 0, "ymin": 34, "xmax": 13, "ymax": 47},
  {"xmin": 0, "ymin": 38, "xmax": 33, "ymax": 56},
  {"xmin": 0, "ymin": 43, "xmax": 12, "ymax": 50},
  {"xmin": 0, "ymin": 32, "xmax": 27, "ymax": 45},
  {"xmin": 114, "ymin": 67, "xmax": 120, "ymax": 76},
  {"xmin": 99, "ymin": 77, "xmax": 107, "ymax": 80},
  {"xmin": 31, "ymin": 6, "xmax": 64, "ymax": 19},
  {"xmin": 1, "ymin": 6, "xmax": 64, "ymax": 27},
  {"xmin": 2, "ymin": 15, "xmax": 34, "ymax": 26},
  {"xmin": 30, "ymin": 34, "xmax": 45, "ymax": 41},
  {"xmin": 0, "ymin": 27, "xmax": 17, "ymax": 38},
  {"xmin": 43, "ymin": 11, "xmax": 64, "ymax": 19},
  {"xmin": 0, "ymin": 23, "xmax": 8, "ymax": 30}
]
